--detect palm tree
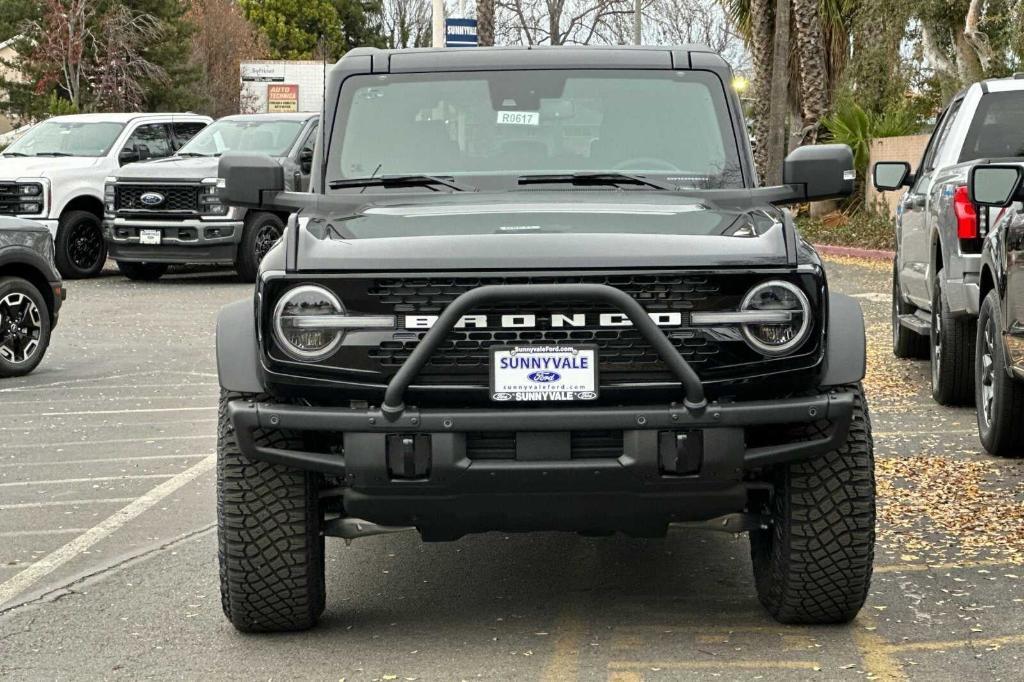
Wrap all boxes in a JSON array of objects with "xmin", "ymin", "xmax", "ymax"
[{"xmin": 792, "ymin": 0, "xmax": 828, "ymax": 143}]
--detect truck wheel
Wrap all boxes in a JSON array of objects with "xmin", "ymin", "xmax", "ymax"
[
  {"xmin": 116, "ymin": 261, "xmax": 168, "ymax": 281},
  {"xmin": 892, "ymin": 260, "xmax": 927, "ymax": 359},
  {"xmin": 0, "ymin": 276, "xmax": 51, "ymax": 378},
  {"xmin": 236, "ymin": 213, "xmax": 284, "ymax": 283},
  {"xmin": 930, "ymin": 270, "xmax": 976, "ymax": 405},
  {"xmin": 217, "ymin": 390, "xmax": 326, "ymax": 632},
  {"xmin": 750, "ymin": 384, "xmax": 875, "ymax": 624},
  {"xmin": 54, "ymin": 210, "xmax": 106, "ymax": 279},
  {"xmin": 975, "ymin": 290, "xmax": 1024, "ymax": 457}
]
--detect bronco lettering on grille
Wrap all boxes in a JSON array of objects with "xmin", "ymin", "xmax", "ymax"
[{"xmin": 404, "ymin": 312, "xmax": 684, "ymax": 329}]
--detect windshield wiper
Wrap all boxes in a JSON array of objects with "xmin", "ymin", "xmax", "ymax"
[
  {"xmin": 176, "ymin": 152, "xmax": 213, "ymax": 157},
  {"xmin": 1, "ymin": 152, "xmax": 28, "ymax": 157},
  {"xmin": 328, "ymin": 174, "xmax": 473, "ymax": 192},
  {"xmin": 518, "ymin": 172, "xmax": 679, "ymax": 191},
  {"xmin": 33, "ymin": 152, "xmax": 72, "ymax": 157}
]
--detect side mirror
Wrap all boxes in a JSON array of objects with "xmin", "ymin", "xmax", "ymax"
[
  {"xmin": 873, "ymin": 161, "xmax": 913, "ymax": 191},
  {"xmin": 118, "ymin": 147, "xmax": 141, "ymax": 165},
  {"xmin": 783, "ymin": 144, "xmax": 855, "ymax": 201},
  {"xmin": 218, "ymin": 153, "xmax": 285, "ymax": 208},
  {"xmin": 969, "ymin": 164, "xmax": 1024, "ymax": 207},
  {"xmin": 299, "ymin": 148, "xmax": 313, "ymax": 174}
]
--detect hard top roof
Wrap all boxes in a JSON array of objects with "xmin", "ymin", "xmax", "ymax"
[
  {"xmin": 44, "ymin": 112, "xmax": 210, "ymax": 124},
  {"xmin": 219, "ymin": 112, "xmax": 319, "ymax": 123}
]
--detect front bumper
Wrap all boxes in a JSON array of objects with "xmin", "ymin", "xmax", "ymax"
[
  {"xmin": 103, "ymin": 217, "xmax": 243, "ymax": 264},
  {"xmin": 227, "ymin": 392, "xmax": 853, "ymax": 533}
]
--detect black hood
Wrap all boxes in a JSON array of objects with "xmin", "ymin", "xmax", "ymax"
[{"xmin": 293, "ymin": 191, "xmax": 793, "ymax": 271}]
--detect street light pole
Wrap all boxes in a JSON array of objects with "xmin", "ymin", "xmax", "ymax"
[
  {"xmin": 633, "ymin": 0, "xmax": 641, "ymax": 45},
  {"xmin": 433, "ymin": 0, "xmax": 445, "ymax": 48}
]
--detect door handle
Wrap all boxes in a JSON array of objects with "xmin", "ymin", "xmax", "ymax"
[{"xmin": 907, "ymin": 194, "xmax": 926, "ymax": 210}]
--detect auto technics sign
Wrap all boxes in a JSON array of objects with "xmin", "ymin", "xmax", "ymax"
[
  {"xmin": 445, "ymin": 18, "xmax": 478, "ymax": 47},
  {"xmin": 267, "ymin": 84, "xmax": 299, "ymax": 112}
]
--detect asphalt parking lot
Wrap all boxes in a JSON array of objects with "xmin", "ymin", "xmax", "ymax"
[{"xmin": 2, "ymin": 256, "xmax": 1024, "ymax": 681}]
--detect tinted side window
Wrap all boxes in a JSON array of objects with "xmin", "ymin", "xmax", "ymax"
[
  {"xmin": 172, "ymin": 122, "xmax": 207, "ymax": 149},
  {"xmin": 301, "ymin": 123, "xmax": 318, "ymax": 153},
  {"xmin": 921, "ymin": 100, "xmax": 962, "ymax": 173},
  {"xmin": 959, "ymin": 91, "xmax": 1024, "ymax": 162},
  {"xmin": 124, "ymin": 124, "xmax": 172, "ymax": 159}
]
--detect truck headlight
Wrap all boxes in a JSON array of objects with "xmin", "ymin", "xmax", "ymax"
[
  {"xmin": 14, "ymin": 181, "xmax": 45, "ymax": 215},
  {"xmin": 200, "ymin": 177, "xmax": 228, "ymax": 216},
  {"xmin": 104, "ymin": 180, "xmax": 116, "ymax": 214},
  {"xmin": 272, "ymin": 284, "xmax": 396, "ymax": 362},
  {"xmin": 739, "ymin": 280, "xmax": 811, "ymax": 356}
]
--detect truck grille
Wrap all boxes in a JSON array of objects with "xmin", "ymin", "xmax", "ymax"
[
  {"xmin": 115, "ymin": 184, "xmax": 200, "ymax": 213},
  {"xmin": 0, "ymin": 183, "xmax": 26, "ymax": 215}
]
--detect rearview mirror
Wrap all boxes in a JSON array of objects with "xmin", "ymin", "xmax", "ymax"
[
  {"xmin": 299, "ymin": 148, "xmax": 314, "ymax": 174},
  {"xmin": 969, "ymin": 164, "xmax": 1023, "ymax": 207},
  {"xmin": 783, "ymin": 144, "xmax": 855, "ymax": 201},
  {"xmin": 118, "ymin": 147, "xmax": 141, "ymax": 165},
  {"xmin": 873, "ymin": 161, "xmax": 912, "ymax": 191}
]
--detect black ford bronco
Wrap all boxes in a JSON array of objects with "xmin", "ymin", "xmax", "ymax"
[{"xmin": 214, "ymin": 45, "xmax": 874, "ymax": 632}]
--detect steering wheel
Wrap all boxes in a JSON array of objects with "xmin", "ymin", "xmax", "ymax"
[{"xmin": 613, "ymin": 157, "xmax": 682, "ymax": 173}]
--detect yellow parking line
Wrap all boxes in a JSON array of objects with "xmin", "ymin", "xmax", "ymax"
[
  {"xmin": 851, "ymin": 613, "xmax": 906, "ymax": 681},
  {"xmin": 883, "ymin": 633, "xmax": 1024, "ymax": 653},
  {"xmin": 541, "ymin": 604, "xmax": 584, "ymax": 682},
  {"xmin": 608, "ymin": 660, "xmax": 821, "ymax": 671},
  {"xmin": 874, "ymin": 557, "xmax": 1023, "ymax": 574},
  {"xmin": 608, "ymin": 673, "xmax": 644, "ymax": 682}
]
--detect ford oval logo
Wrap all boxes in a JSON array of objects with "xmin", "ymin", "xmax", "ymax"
[
  {"xmin": 527, "ymin": 370, "xmax": 561, "ymax": 383},
  {"xmin": 577, "ymin": 391, "xmax": 598, "ymax": 400},
  {"xmin": 492, "ymin": 392, "xmax": 513, "ymax": 401},
  {"xmin": 139, "ymin": 192, "xmax": 165, "ymax": 206}
]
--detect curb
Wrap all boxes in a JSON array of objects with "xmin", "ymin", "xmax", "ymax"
[{"xmin": 813, "ymin": 243, "xmax": 894, "ymax": 261}]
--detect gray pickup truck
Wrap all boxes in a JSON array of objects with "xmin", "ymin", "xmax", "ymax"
[
  {"xmin": 103, "ymin": 113, "xmax": 319, "ymax": 282},
  {"xmin": 874, "ymin": 75, "xmax": 1024, "ymax": 405}
]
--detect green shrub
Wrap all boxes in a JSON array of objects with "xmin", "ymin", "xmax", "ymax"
[{"xmin": 796, "ymin": 210, "xmax": 896, "ymax": 251}]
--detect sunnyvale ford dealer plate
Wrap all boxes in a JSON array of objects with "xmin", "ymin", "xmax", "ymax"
[{"xmin": 490, "ymin": 345, "xmax": 599, "ymax": 402}]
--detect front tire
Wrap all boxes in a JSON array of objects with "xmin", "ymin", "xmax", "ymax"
[
  {"xmin": 0, "ymin": 276, "xmax": 51, "ymax": 378},
  {"xmin": 750, "ymin": 384, "xmax": 875, "ymax": 624},
  {"xmin": 236, "ymin": 213, "xmax": 284, "ymax": 283},
  {"xmin": 217, "ymin": 390, "xmax": 326, "ymax": 632},
  {"xmin": 975, "ymin": 290, "xmax": 1024, "ymax": 457},
  {"xmin": 54, "ymin": 210, "xmax": 106, "ymax": 279},
  {"xmin": 930, "ymin": 270, "xmax": 976, "ymax": 405},
  {"xmin": 116, "ymin": 261, "xmax": 168, "ymax": 281}
]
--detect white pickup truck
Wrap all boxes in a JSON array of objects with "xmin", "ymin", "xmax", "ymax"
[{"xmin": 0, "ymin": 112, "xmax": 211, "ymax": 278}]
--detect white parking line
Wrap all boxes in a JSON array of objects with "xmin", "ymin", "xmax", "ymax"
[
  {"xmin": 0, "ymin": 498, "xmax": 136, "ymax": 510},
  {"xmin": 4, "ymin": 406, "xmax": 214, "ymax": 419},
  {"xmin": 0, "ymin": 454, "xmax": 215, "ymax": 608},
  {"xmin": 4, "ymin": 434, "xmax": 214, "ymax": 450},
  {"xmin": 0, "ymin": 528, "xmax": 90, "ymax": 539},
  {"xmin": 0, "ymin": 382, "xmax": 218, "ymax": 393},
  {"xmin": 0, "ymin": 394, "xmax": 218, "ymax": 407},
  {"xmin": 0, "ymin": 473, "xmax": 175, "ymax": 488},
  {"xmin": 0, "ymin": 453, "xmax": 211, "ymax": 468},
  {"xmin": 0, "ymin": 418, "xmax": 218, "ymax": 433}
]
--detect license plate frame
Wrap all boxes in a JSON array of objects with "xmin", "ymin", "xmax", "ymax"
[
  {"xmin": 139, "ymin": 229, "xmax": 162, "ymax": 245},
  {"xmin": 489, "ymin": 344, "xmax": 599, "ymax": 402}
]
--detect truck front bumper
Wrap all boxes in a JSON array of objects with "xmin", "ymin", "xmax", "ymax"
[
  {"xmin": 103, "ymin": 217, "xmax": 243, "ymax": 264},
  {"xmin": 226, "ymin": 391, "xmax": 853, "ymax": 534}
]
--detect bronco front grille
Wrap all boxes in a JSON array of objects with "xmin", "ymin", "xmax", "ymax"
[{"xmin": 115, "ymin": 184, "xmax": 200, "ymax": 213}]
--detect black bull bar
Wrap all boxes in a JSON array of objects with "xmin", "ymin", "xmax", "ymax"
[{"xmin": 228, "ymin": 284, "xmax": 854, "ymax": 477}]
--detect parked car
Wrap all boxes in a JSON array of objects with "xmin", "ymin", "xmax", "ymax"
[
  {"xmin": 212, "ymin": 45, "xmax": 872, "ymax": 632},
  {"xmin": 873, "ymin": 74, "xmax": 1024, "ymax": 405},
  {"xmin": 0, "ymin": 216, "xmax": 65, "ymax": 377},
  {"xmin": 0, "ymin": 112, "xmax": 211, "ymax": 279},
  {"xmin": 103, "ymin": 113, "xmax": 319, "ymax": 282},
  {"xmin": 967, "ymin": 163, "xmax": 1024, "ymax": 456}
]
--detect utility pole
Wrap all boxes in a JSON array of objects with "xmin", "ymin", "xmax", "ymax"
[
  {"xmin": 633, "ymin": 0, "xmax": 641, "ymax": 45},
  {"xmin": 433, "ymin": 0, "xmax": 445, "ymax": 47}
]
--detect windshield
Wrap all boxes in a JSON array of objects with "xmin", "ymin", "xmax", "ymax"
[
  {"xmin": 960, "ymin": 91, "xmax": 1024, "ymax": 161},
  {"xmin": 329, "ymin": 70, "xmax": 744, "ymax": 188},
  {"xmin": 3, "ymin": 121, "xmax": 125, "ymax": 157},
  {"xmin": 179, "ymin": 119, "xmax": 305, "ymax": 157}
]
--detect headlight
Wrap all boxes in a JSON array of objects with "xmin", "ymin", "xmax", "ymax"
[
  {"xmin": 273, "ymin": 285, "xmax": 346, "ymax": 361},
  {"xmin": 199, "ymin": 177, "xmax": 228, "ymax": 216},
  {"xmin": 14, "ymin": 181, "xmax": 45, "ymax": 214},
  {"xmin": 272, "ymin": 284, "xmax": 396, "ymax": 362},
  {"xmin": 104, "ymin": 181, "xmax": 115, "ymax": 214},
  {"xmin": 739, "ymin": 280, "xmax": 811, "ymax": 356},
  {"xmin": 18, "ymin": 183, "xmax": 41, "ymax": 196}
]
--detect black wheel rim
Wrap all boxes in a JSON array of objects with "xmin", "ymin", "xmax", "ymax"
[
  {"xmin": 68, "ymin": 220, "xmax": 103, "ymax": 270},
  {"xmin": 981, "ymin": 314, "xmax": 996, "ymax": 429},
  {"xmin": 0, "ymin": 291, "xmax": 42, "ymax": 364},
  {"xmin": 253, "ymin": 224, "xmax": 281, "ymax": 264}
]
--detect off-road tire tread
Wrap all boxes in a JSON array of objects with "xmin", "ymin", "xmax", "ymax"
[
  {"xmin": 976, "ymin": 291, "xmax": 1024, "ymax": 457},
  {"xmin": 217, "ymin": 390, "xmax": 325, "ymax": 632},
  {"xmin": 931, "ymin": 270, "xmax": 976, "ymax": 405},
  {"xmin": 750, "ymin": 384, "xmax": 875, "ymax": 624}
]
